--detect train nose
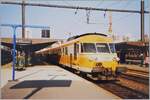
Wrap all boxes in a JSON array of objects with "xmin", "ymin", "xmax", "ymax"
[
  {"xmin": 92, "ymin": 62, "xmax": 114, "ymax": 76},
  {"xmin": 88, "ymin": 55, "xmax": 112, "ymax": 62}
]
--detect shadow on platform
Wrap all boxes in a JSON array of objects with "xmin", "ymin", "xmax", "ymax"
[
  {"xmin": 2, "ymin": 80, "xmax": 72, "ymax": 99},
  {"xmin": 10, "ymin": 80, "xmax": 72, "ymax": 89}
]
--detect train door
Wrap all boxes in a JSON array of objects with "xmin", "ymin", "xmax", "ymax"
[
  {"xmin": 63, "ymin": 47, "xmax": 68, "ymax": 66},
  {"xmin": 62, "ymin": 47, "xmax": 66, "ymax": 66},
  {"xmin": 70, "ymin": 53, "xmax": 72, "ymax": 68},
  {"xmin": 65, "ymin": 47, "xmax": 67, "ymax": 64},
  {"xmin": 68, "ymin": 45, "xmax": 73, "ymax": 68}
]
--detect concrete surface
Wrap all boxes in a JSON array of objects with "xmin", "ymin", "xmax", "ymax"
[
  {"xmin": 1, "ymin": 67, "xmax": 12, "ymax": 88},
  {"xmin": 1, "ymin": 65, "xmax": 120, "ymax": 99}
]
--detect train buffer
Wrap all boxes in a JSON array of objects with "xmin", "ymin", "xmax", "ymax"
[{"xmin": 1, "ymin": 65, "xmax": 120, "ymax": 99}]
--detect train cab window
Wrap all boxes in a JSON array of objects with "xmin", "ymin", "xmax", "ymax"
[
  {"xmin": 109, "ymin": 43, "xmax": 116, "ymax": 53},
  {"xmin": 96, "ymin": 43, "xmax": 109, "ymax": 53},
  {"xmin": 81, "ymin": 43, "xmax": 96, "ymax": 53}
]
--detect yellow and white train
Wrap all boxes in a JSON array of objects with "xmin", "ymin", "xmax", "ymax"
[{"xmin": 36, "ymin": 33, "xmax": 125, "ymax": 78}]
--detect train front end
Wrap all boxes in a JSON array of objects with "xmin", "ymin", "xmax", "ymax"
[{"xmin": 79, "ymin": 42, "xmax": 121, "ymax": 77}]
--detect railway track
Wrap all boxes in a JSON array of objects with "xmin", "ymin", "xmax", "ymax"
[
  {"xmin": 96, "ymin": 81, "xmax": 149, "ymax": 99},
  {"xmin": 116, "ymin": 68, "xmax": 149, "ymax": 97},
  {"xmin": 127, "ymin": 68, "xmax": 149, "ymax": 75},
  {"xmin": 126, "ymin": 68, "xmax": 149, "ymax": 78},
  {"xmin": 120, "ymin": 72, "xmax": 149, "ymax": 84},
  {"xmin": 95, "ymin": 68, "xmax": 149, "ymax": 99},
  {"xmin": 82, "ymin": 74, "xmax": 148, "ymax": 99}
]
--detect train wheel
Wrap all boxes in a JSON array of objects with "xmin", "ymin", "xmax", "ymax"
[
  {"xmin": 92, "ymin": 73, "xmax": 98, "ymax": 78},
  {"xmin": 72, "ymin": 69, "xmax": 77, "ymax": 73}
]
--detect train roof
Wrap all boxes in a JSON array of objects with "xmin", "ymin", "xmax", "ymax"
[
  {"xmin": 67, "ymin": 33, "xmax": 107, "ymax": 41},
  {"xmin": 36, "ymin": 33, "xmax": 109, "ymax": 54}
]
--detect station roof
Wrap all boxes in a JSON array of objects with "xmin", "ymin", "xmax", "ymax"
[
  {"xmin": 1, "ymin": 38, "xmax": 63, "ymax": 52},
  {"xmin": 1, "ymin": 38, "xmax": 63, "ymax": 44},
  {"xmin": 115, "ymin": 41, "xmax": 149, "ymax": 51},
  {"xmin": 116, "ymin": 41, "xmax": 149, "ymax": 47}
]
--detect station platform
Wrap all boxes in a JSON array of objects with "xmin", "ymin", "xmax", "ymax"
[{"xmin": 1, "ymin": 65, "xmax": 120, "ymax": 99}]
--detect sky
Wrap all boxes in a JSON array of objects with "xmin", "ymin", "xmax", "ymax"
[{"xmin": 0, "ymin": 0, "xmax": 150, "ymax": 41}]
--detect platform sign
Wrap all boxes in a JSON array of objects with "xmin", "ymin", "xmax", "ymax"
[{"xmin": 41, "ymin": 29, "xmax": 50, "ymax": 38}]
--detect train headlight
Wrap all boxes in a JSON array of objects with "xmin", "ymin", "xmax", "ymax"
[
  {"xmin": 96, "ymin": 62, "xmax": 102, "ymax": 67},
  {"xmin": 113, "ymin": 57, "xmax": 120, "ymax": 61}
]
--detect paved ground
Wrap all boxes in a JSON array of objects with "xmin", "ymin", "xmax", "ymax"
[
  {"xmin": 1, "ymin": 65, "xmax": 120, "ymax": 99},
  {"xmin": 1, "ymin": 67, "xmax": 12, "ymax": 88}
]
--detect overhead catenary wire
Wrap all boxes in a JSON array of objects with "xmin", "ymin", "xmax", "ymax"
[
  {"xmin": 1, "ymin": 1, "xmax": 148, "ymax": 41},
  {"xmin": 1, "ymin": 1, "xmax": 149, "ymax": 14}
]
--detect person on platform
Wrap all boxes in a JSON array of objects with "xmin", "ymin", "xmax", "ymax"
[
  {"xmin": 16, "ymin": 51, "xmax": 25, "ymax": 70},
  {"xmin": 16, "ymin": 51, "xmax": 21, "ymax": 70},
  {"xmin": 21, "ymin": 51, "xmax": 26, "ymax": 70},
  {"xmin": 140, "ymin": 53, "xmax": 144, "ymax": 67}
]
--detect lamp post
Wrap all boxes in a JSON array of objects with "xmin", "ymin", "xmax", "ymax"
[{"xmin": 12, "ymin": 26, "xmax": 17, "ymax": 80}]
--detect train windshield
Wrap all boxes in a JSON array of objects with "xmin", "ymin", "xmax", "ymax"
[
  {"xmin": 96, "ymin": 43, "xmax": 110, "ymax": 53},
  {"xmin": 81, "ymin": 43, "xmax": 96, "ymax": 53},
  {"xmin": 109, "ymin": 43, "xmax": 116, "ymax": 53}
]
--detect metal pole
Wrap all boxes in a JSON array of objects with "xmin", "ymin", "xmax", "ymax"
[
  {"xmin": 12, "ymin": 27, "xmax": 16, "ymax": 80},
  {"xmin": 22, "ymin": 0, "xmax": 25, "ymax": 39},
  {"xmin": 141, "ymin": 0, "xmax": 144, "ymax": 42}
]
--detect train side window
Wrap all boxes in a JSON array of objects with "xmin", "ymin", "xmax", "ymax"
[
  {"xmin": 76, "ymin": 44, "xmax": 79, "ymax": 53},
  {"xmin": 58, "ymin": 49, "xmax": 61, "ymax": 55},
  {"xmin": 60, "ymin": 49, "xmax": 62, "ymax": 54},
  {"xmin": 81, "ymin": 43, "xmax": 84, "ymax": 53},
  {"xmin": 61, "ymin": 48, "xmax": 63, "ymax": 55},
  {"xmin": 62, "ymin": 48, "xmax": 64, "ymax": 55},
  {"xmin": 65, "ymin": 47, "xmax": 68, "ymax": 55},
  {"xmin": 74, "ymin": 43, "xmax": 79, "ymax": 60},
  {"xmin": 74, "ymin": 43, "xmax": 77, "ymax": 60}
]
